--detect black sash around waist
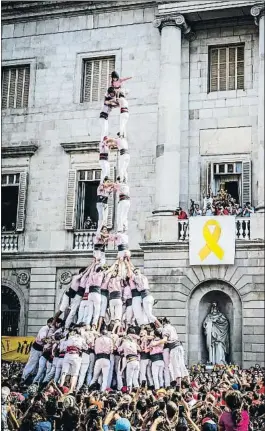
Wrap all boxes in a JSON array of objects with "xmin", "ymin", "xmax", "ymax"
[
  {"xmin": 118, "ymin": 244, "xmax": 128, "ymax": 251},
  {"xmin": 42, "ymin": 350, "xmax": 52, "ymax": 360},
  {"xmin": 127, "ymin": 354, "xmax": 138, "ymax": 362},
  {"xmin": 101, "ymin": 289, "xmax": 109, "ymax": 297},
  {"xmin": 109, "ymin": 291, "xmax": 121, "ymax": 300},
  {"xmin": 126, "ymin": 298, "xmax": 132, "ymax": 307},
  {"xmin": 119, "ymin": 194, "xmax": 130, "ymax": 202},
  {"xmin": 150, "ymin": 353, "xmax": 163, "ymax": 362},
  {"xmin": 66, "ymin": 287, "xmax": 76, "ymax": 299},
  {"xmin": 100, "ymin": 112, "xmax": 108, "ymax": 120},
  {"xmin": 132, "ymin": 289, "xmax": 141, "ymax": 298},
  {"xmin": 97, "ymin": 195, "xmax": 108, "ymax": 204},
  {"xmin": 89, "ymin": 285, "xmax": 100, "ymax": 294},
  {"xmin": 94, "ymin": 243, "xmax": 105, "ymax": 251},
  {"xmin": 140, "ymin": 352, "xmax": 150, "ymax": 360},
  {"xmin": 77, "ymin": 286, "xmax": 85, "ymax": 297},
  {"xmin": 83, "ymin": 348, "xmax": 93, "ymax": 355},
  {"xmin": 99, "ymin": 153, "xmax": 108, "ymax": 160},
  {"xmin": 59, "ymin": 352, "xmax": 65, "ymax": 358},
  {"xmin": 167, "ymin": 340, "xmax": 180, "ymax": 351},
  {"xmin": 120, "ymin": 149, "xmax": 129, "ymax": 155},
  {"xmin": 140, "ymin": 290, "xmax": 149, "ymax": 299},
  {"xmin": 33, "ymin": 341, "xmax": 43, "ymax": 352},
  {"xmin": 96, "ymin": 353, "xmax": 110, "ymax": 360}
]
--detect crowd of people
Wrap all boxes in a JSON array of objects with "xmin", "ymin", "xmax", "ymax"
[
  {"xmin": 2, "ymin": 359, "xmax": 265, "ymax": 431},
  {"xmin": 173, "ymin": 189, "xmax": 255, "ymax": 220}
]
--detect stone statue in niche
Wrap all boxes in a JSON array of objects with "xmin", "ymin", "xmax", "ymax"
[{"xmin": 203, "ymin": 302, "xmax": 229, "ymax": 364}]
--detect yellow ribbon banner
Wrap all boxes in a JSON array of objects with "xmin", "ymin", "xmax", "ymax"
[
  {"xmin": 199, "ymin": 219, "xmax": 225, "ymax": 261},
  {"xmin": 2, "ymin": 336, "xmax": 35, "ymax": 363}
]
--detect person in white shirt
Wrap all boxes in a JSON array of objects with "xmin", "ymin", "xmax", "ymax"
[
  {"xmin": 114, "ymin": 178, "xmax": 130, "ymax": 233},
  {"xmin": 22, "ymin": 318, "xmax": 54, "ymax": 381}
]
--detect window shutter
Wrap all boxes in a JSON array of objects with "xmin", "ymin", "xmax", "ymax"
[
  {"xmin": 107, "ymin": 166, "xmax": 116, "ymax": 229},
  {"xmin": 242, "ymin": 161, "xmax": 251, "ymax": 205},
  {"xmin": 236, "ymin": 46, "xmax": 244, "ymax": 90},
  {"xmin": 219, "ymin": 48, "xmax": 227, "ymax": 91},
  {"xmin": 65, "ymin": 170, "xmax": 77, "ymax": 230},
  {"xmin": 16, "ymin": 171, "xmax": 28, "ymax": 232},
  {"xmin": 2, "ymin": 65, "xmax": 30, "ymax": 109},
  {"xmin": 206, "ymin": 162, "xmax": 212, "ymax": 195},
  {"xmin": 82, "ymin": 56, "xmax": 115, "ymax": 103}
]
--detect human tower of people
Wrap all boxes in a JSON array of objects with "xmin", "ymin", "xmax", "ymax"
[{"xmin": 21, "ymin": 72, "xmax": 188, "ymax": 394}]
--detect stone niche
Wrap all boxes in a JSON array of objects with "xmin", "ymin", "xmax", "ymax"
[{"xmin": 188, "ymin": 280, "xmax": 242, "ymax": 366}]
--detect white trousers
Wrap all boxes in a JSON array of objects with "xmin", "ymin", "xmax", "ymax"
[
  {"xmin": 132, "ymin": 297, "xmax": 148, "ymax": 326},
  {"xmin": 93, "ymin": 249, "xmax": 106, "ymax": 265},
  {"xmin": 142, "ymin": 295, "xmax": 156, "ymax": 323},
  {"xmin": 125, "ymin": 305, "xmax": 134, "ymax": 325},
  {"xmin": 84, "ymin": 292, "xmax": 101, "ymax": 327},
  {"xmin": 169, "ymin": 346, "xmax": 189, "ymax": 380},
  {"xmin": 118, "ymin": 153, "xmax": 130, "ymax": 183},
  {"xmin": 140, "ymin": 358, "xmax": 151, "ymax": 384},
  {"xmin": 65, "ymin": 295, "xmax": 82, "ymax": 329},
  {"xmin": 77, "ymin": 352, "xmax": 90, "ymax": 391},
  {"xmin": 77, "ymin": 299, "xmax": 88, "ymax": 324},
  {"xmin": 107, "ymin": 353, "xmax": 115, "ymax": 388},
  {"xmin": 99, "ymin": 159, "xmax": 110, "ymax": 183},
  {"xmin": 44, "ymin": 358, "xmax": 57, "ymax": 383},
  {"xmin": 33, "ymin": 356, "xmax": 48, "ymax": 383},
  {"xmin": 96, "ymin": 202, "xmax": 108, "ymax": 233},
  {"xmin": 100, "ymin": 294, "xmax": 108, "ymax": 317},
  {"xmin": 100, "ymin": 118, "xmax": 108, "ymax": 141},
  {"xmin": 120, "ymin": 112, "xmax": 129, "ymax": 138},
  {"xmin": 59, "ymin": 293, "xmax": 70, "ymax": 313},
  {"xmin": 163, "ymin": 348, "xmax": 171, "ymax": 387},
  {"xmin": 109, "ymin": 298, "xmax": 123, "ymax": 322},
  {"xmin": 117, "ymin": 200, "xmax": 130, "ymax": 232},
  {"xmin": 90, "ymin": 358, "xmax": 110, "ymax": 391},
  {"xmin": 54, "ymin": 357, "xmax": 64, "ymax": 383},
  {"xmin": 114, "ymin": 355, "xmax": 124, "ymax": 390},
  {"xmin": 61, "ymin": 353, "xmax": 82, "ymax": 377},
  {"xmin": 22, "ymin": 348, "xmax": 42, "ymax": 380},
  {"xmin": 126, "ymin": 360, "xmax": 140, "ymax": 389},
  {"xmin": 152, "ymin": 360, "xmax": 165, "ymax": 390},
  {"xmin": 86, "ymin": 353, "xmax": 95, "ymax": 386}
]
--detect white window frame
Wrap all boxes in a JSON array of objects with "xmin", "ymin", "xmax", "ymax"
[
  {"xmin": 2, "ymin": 58, "xmax": 36, "ymax": 111},
  {"xmin": 74, "ymin": 49, "xmax": 122, "ymax": 105}
]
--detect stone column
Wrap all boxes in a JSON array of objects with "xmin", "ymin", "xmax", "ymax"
[
  {"xmin": 250, "ymin": 5, "xmax": 264, "ymax": 240},
  {"xmin": 145, "ymin": 15, "xmax": 194, "ymax": 242}
]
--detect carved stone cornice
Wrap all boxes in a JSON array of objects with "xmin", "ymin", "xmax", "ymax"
[
  {"xmin": 153, "ymin": 14, "xmax": 196, "ymax": 40},
  {"xmin": 1, "ymin": 142, "xmax": 38, "ymax": 158},
  {"xmin": 60, "ymin": 141, "xmax": 98, "ymax": 154},
  {"xmin": 250, "ymin": 4, "xmax": 265, "ymax": 25}
]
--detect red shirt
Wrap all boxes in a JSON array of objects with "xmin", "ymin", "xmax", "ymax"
[{"xmin": 177, "ymin": 211, "xmax": 188, "ymax": 219}]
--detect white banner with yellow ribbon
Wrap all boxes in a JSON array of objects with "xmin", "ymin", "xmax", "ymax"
[{"xmin": 189, "ymin": 216, "xmax": 235, "ymax": 266}]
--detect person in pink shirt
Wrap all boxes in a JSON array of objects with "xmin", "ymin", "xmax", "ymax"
[
  {"xmin": 93, "ymin": 226, "xmax": 110, "ymax": 265},
  {"xmin": 133, "ymin": 268, "xmax": 160, "ymax": 327},
  {"xmin": 148, "ymin": 329, "xmax": 165, "ymax": 390},
  {"xmin": 123, "ymin": 279, "xmax": 134, "ymax": 328},
  {"xmin": 108, "ymin": 270, "xmax": 123, "ymax": 334},
  {"xmin": 89, "ymin": 328, "xmax": 113, "ymax": 391},
  {"xmin": 126, "ymin": 261, "xmax": 149, "ymax": 327},
  {"xmin": 106, "ymin": 136, "xmax": 130, "ymax": 183},
  {"xmin": 139, "ymin": 328, "xmax": 153, "ymax": 387},
  {"xmin": 79, "ymin": 266, "xmax": 104, "ymax": 329},
  {"xmin": 118, "ymin": 327, "xmax": 140, "ymax": 390},
  {"xmin": 99, "ymin": 137, "xmax": 110, "ymax": 184},
  {"xmin": 219, "ymin": 390, "xmax": 250, "ymax": 431},
  {"xmin": 110, "ymin": 71, "xmax": 132, "ymax": 97},
  {"xmin": 113, "ymin": 178, "xmax": 130, "ymax": 233}
]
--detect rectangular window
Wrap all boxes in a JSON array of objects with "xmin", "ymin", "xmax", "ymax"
[
  {"xmin": 209, "ymin": 45, "xmax": 244, "ymax": 92},
  {"xmin": 76, "ymin": 170, "xmax": 101, "ymax": 230},
  {"xmin": 81, "ymin": 56, "xmax": 115, "ymax": 103},
  {"xmin": 2, "ymin": 65, "xmax": 30, "ymax": 109},
  {"xmin": 2, "ymin": 174, "xmax": 20, "ymax": 231}
]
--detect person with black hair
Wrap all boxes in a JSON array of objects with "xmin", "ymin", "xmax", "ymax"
[
  {"xmin": 99, "ymin": 86, "xmax": 119, "ymax": 141},
  {"xmin": 78, "ymin": 265, "xmax": 104, "ymax": 329},
  {"xmin": 118, "ymin": 327, "xmax": 140, "ymax": 391},
  {"xmin": 89, "ymin": 327, "xmax": 113, "ymax": 391},
  {"xmin": 110, "ymin": 70, "xmax": 132, "ymax": 97},
  {"xmin": 219, "ymin": 390, "xmax": 250, "ymax": 431},
  {"xmin": 96, "ymin": 177, "xmax": 114, "ymax": 235},
  {"xmin": 148, "ymin": 328, "xmax": 165, "ymax": 390}
]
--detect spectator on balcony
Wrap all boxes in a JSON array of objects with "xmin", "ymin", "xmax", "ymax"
[
  {"xmin": 175, "ymin": 207, "xmax": 188, "ymax": 219},
  {"xmin": 242, "ymin": 202, "xmax": 254, "ymax": 217},
  {"xmin": 203, "ymin": 191, "xmax": 213, "ymax": 210},
  {"xmin": 203, "ymin": 203, "xmax": 215, "ymax": 216},
  {"xmin": 190, "ymin": 203, "xmax": 202, "ymax": 217},
  {"xmin": 216, "ymin": 205, "xmax": 229, "ymax": 216},
  {"xmin": 83, "ymin": 216, "xmax": 93, "ymax": 230}
]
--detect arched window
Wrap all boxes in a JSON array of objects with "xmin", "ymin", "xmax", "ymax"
[{"xmin": 1, "ymin": 286, "xmax": 20, "ymax": 336}]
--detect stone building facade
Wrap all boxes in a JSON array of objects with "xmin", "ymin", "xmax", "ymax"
[{"xmin": 1, "ymin": 0, "xmax": 264, "ymax": 367}]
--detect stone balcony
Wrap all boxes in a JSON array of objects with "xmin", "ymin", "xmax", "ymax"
[{"xmin": 1, "ymin": 233, "xmax": 19, "ymax": 252}]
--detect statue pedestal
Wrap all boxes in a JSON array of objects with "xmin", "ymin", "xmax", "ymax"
[{"xmin": 250, "ymin": 211, "xmax": 264, "ymax": 240}]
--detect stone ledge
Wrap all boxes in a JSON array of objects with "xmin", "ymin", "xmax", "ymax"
[
  {"xmin": 60, "ymin": 141, "xmax": 98, "ymax": 154},
  {"xmin": 157, "ymin": 0, "xmax": 260, "ymax": 16},
  {"xmin": 2, "ymin": 142, "xmax": 39, "ymax": 158}
]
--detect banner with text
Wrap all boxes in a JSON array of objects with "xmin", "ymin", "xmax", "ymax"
[
  {"xmin": 2, "ymin": 336, "xmax": 35, "ymax": 363},
  {"xmin": 189, "ymin": 216, "xmax": 235, "ymax": 266}
]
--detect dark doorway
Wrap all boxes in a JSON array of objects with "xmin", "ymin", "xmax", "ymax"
[
  {"xmin": 1, "ymin": 286, "xmax": 20, "ymax": 336},
  {"xmin": 1, "ymin": 186, "xmax": 19, "ymax": 230},
  {"xmin": 225, "ymin": 181, "xmax": 239, "ymax": 203}
]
